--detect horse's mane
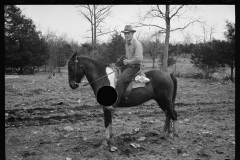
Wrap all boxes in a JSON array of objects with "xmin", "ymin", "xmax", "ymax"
[{"xmin": 79, "ymin": 55, "xmax": 109, "ymax": 68}]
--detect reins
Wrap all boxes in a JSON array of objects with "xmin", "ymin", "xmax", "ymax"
[{"xmin": 73, "ymin": 56, "xmax": 127, "ymax": 87}]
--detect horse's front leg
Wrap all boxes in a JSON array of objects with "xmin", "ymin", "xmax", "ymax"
[
  {"xmin": 102, "ymin": 107, "xmax": 118, "ymax": 151},
  {"xmin": 103, "ymin": 107, "xmax": 113, "ymax": 146}
]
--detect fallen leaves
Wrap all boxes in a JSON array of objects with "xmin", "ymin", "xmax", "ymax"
[
  {"xmin": 199, "ymin": 129, "xmax": 213, "ymax": 135},
  {"xmin": 133, "ymin": 128, "xmax": 140, "ymax": 133},
  {"xmin": 110, "ymin": 146, "xmax": 118, "ymax": 152},
  {"xmin": 130, "ymin": 143, "xmax": 140, "ymax": 148},
  {"xmin": 182, "ymin": 153, "xmax": 189, "ymax": 157},
  {"xmin": 136, "ymin": 137, "xmax": 146, "ymax": 141},
  {"xmin": 184, "ymin": 118, "xmax": 190, "ymax": 122},
  {"xmin": 64, "ymin": 126, "xmax": 74, "ymax": 131}
]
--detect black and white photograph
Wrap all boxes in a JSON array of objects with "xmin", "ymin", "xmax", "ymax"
[{"xmin": 5, "ymin": 5, "xmax": 235, "ymax": 160}]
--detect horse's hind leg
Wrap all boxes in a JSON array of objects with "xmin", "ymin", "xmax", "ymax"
[
  {"xmin": 163, "ymin": 110, "xmax": 171, "ymax": 133},
  {"xmin": 172, "ymin": 119, "xmax": 178, "ymax": 137},
  {"xmin": 156, "ymin": 98, "xmax": 177, "ymax": 137}
]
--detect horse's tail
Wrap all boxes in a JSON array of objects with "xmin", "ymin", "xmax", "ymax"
[{"xmin": 170, "ymin": 73, "xmax": 177, "ymax": 107}]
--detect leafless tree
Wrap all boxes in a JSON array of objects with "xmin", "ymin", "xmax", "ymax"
[
  {"xmin": 209, "ymin": 22, "xmax": 217, "ymax": 41},
  {"xmin": 69, "ymin": 37, "xmax": 80, "ymax": 52},
  {"xmin": 194, "ymin": 20, "xmax": 218, "ymax": 79},
  {"xmin": 44, "ymin": 27, "xmax": 57, "ymax": 78},
  {"xmin": 56, "ymin": 32, "xmax": 68, "ymax": 73},
  {"xmin": 134, "ymin": 5, "xmax": 200, "ymax": 72},
  {"xmin": 183, "ymin": 31, "xmax": 193, "ymax": 45},
  {"xmin": 135, "ymin": 30, "xmax": 142, "ymax": 40},
  {"xmin": 76, "ymin": 5, "xmax": 114, "ymax": 51},
  {"xmin": 194, "ymin": 20, "xmax": 217, "ymax": 43}
]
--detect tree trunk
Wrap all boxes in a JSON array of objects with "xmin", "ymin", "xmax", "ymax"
[
  {"xmin": 91, "ymin": 19, "xmax": 94, "ymax": 51},
  {"xmin": 93, "ymin": 4, "xmax": 97, "ymax": 58},
  {"xmin": 58, "ymin": 48, "xmax": 62, "ymax": 73},
  {"xmin": 152, "ymin": 57, "xmax": 155, "ymax": 68},
  {"xmin": 58, "ymin": 66, "xmax": 60, "ymax": 73},
  {"xmin": 48, "ymin": 59, "xmax": 54, "ymax": 78},
  {"xmin": 163, "ymin": 5, "xmax": 170, "ymax": 72},
  {"xmin": 19, "ymin": 66, "xmax": 23, "ymax": 75}
]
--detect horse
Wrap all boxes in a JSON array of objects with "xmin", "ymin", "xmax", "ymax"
[{"xmin": 68, "ymin": 51, "xmax": 178, "ymax": 149}]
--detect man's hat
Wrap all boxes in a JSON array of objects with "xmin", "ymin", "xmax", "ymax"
[{"xmin": 121, "ymin": 25, "xmax": 136, "ymax": 33}]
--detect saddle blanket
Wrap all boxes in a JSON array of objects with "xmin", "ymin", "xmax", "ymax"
[{"xmin": 124, "ymin": 72, "xmax": 150, "ymax": 97}]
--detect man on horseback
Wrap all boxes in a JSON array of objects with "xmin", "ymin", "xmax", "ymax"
[{"xmin": 109, "ymin": 25, "xmax": 143, "ymax": 110}]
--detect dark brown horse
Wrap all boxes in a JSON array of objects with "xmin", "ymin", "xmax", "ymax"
[{"xmin": 68, "ymin": 51, "xmax": 178, "ymax": 149}]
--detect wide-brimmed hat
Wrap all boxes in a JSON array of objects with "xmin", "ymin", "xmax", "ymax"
[{"xmin": 121, "ymin": 25, "xmax": 136, "ymax": 33}]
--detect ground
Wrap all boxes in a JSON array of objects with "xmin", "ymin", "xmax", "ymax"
[{"xmin": 5, "ymin": 58, "xmax": 235, "ymax": 160}]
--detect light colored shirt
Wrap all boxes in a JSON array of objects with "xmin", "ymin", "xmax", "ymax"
[{"xmin": 125, "ymin": 37, "xmax": 143, "ymax": 65}]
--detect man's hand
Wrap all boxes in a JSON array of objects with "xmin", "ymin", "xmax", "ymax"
[
  {"xmin": 109, "ymin": 63, "xmax": 116, "ymax": 68},
  {"xmin": 123, "ymin": 59, "xmax": 129, "ymax": 65}
]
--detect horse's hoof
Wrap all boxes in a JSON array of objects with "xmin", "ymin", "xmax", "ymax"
[
  {"xmin": 169, "ymin": 132, "xmax": 174, "ymax": 139},
  {"xmin": 101, "ymin": 140, "xmax": 110, "ymax": 150},
  {"xmin": 164, "ymin": 132, "xmax": 169, "ymax": 138},
  {"xmin": 100, "ymin": 143, "xmax": 108, "ymax": 150}
]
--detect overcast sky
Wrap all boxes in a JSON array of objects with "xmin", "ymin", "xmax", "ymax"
[{"xmin": 17, "ymin": 5, "xmax": 235, "ymax": 44}]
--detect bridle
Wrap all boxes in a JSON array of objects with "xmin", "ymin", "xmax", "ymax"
[
  {"xmin": 73, "ymin": 56, "xmax": 83, "ymax": 86},
  {"xmin": 73, "ymin": 56, "xmax": 127, "ymax": 87}
]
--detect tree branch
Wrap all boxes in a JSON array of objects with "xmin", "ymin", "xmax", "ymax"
[
  {"xmin": 156, "ymin": 5, "xmax": 165, "ymax": 17},
  {"xmin": 96, "ymin": 30, "xmax": 115, "ymax": 37},
  {"xmin": 170, "ymin": 5, "xmax": 184, "ymax": 19},
  {"xmin": 170, "ymin": 19, "xmax": 200, "ymax": 32},
  {"xmin": 133, "ymin": 22, "xmax": 166, "ymax": 31},
  {"xmin": 96, "ymin": 5, "xmax": 113, "ymax": 19}
]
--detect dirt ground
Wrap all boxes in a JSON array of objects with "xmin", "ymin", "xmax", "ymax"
[{"xmin": 5, "ymin": 62, "xmax": 235, "ymax": 160}]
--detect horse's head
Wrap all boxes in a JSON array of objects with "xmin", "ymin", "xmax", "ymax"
[{"xmin": 68, "ymin": 51, "xmax": 85, "ymax": 89}]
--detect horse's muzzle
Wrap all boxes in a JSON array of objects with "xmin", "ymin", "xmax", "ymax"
[{"xmin": 70, "ymin": 82, "xmax": 79, "ymax": 89}]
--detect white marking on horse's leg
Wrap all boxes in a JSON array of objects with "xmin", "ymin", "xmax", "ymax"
[
  {"xmin": 105, "ymin": 123, "xmax": 112, "ymax": 144},
  {"xmin": 106, "ymin": 67, "xmax": 116, "ymax": 88},
  {"xmin": 173, "ymin": 120, "xmax": 178, "ymax": 137}
]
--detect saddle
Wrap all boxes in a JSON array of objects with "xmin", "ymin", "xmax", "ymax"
[
  {"xmin": 123, "ymin": 70, "xmax": 150, "ymax": 98},
  {"xmin": 111, "ymin": 65, "xmax": 150, "ymax": 99}
]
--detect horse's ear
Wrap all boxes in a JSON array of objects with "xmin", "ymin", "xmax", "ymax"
[{"xmin": 71, "ymin": 51, "xmax": 77, "ymax": 60}]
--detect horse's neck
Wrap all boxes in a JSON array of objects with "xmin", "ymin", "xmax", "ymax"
[
  {"xmin": 82, "ymin": 61, "xmax": 98, "ymax": 81},
  {"xmin": 81, "ymin": 58, "xmax": 107, "ymax": 92}
]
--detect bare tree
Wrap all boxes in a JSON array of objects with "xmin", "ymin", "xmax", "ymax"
[
  {"xmin": 56, "ymin": 32, "xmax": 68, "ymax": 73},
  {"xmin": 135, "ymin": 30, "xmax": 142, "ymax": 40},
  {"xmin": 44, "ymin": 27, "xmax": 58, "ymax": 78},
  {"xmin": 183, "ymin": 31, "xmax": 193, "ymax": 45},
  {"xmin": 150, "ymin": 32, "xmax": 162, "ymax": 68},
  {"xmin": 76, "ymin": 5, "xmax": 114, "ymax": 52},
  {"xmin": 134, "ymin": 5, "xmax": 200, "ymax": 72},
  {"xmin": 194, "ymin": 20, "xmax": 217, "ymax": 43},
  {"xmin": 209, "ymin": 22, "xmax": 217, "ymax": 41},
  {"xmin": 69, "ymin": 37, "xmax": 80, "ymax": 52},
  {"xmin": 194, "ymin": 20, "xmax": 218, "ymax": 80}
]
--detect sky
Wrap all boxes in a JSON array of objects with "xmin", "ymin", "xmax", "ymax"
[{"xmin": 17, "ymin": 5, "xmax": 235, "ymax": 45}]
